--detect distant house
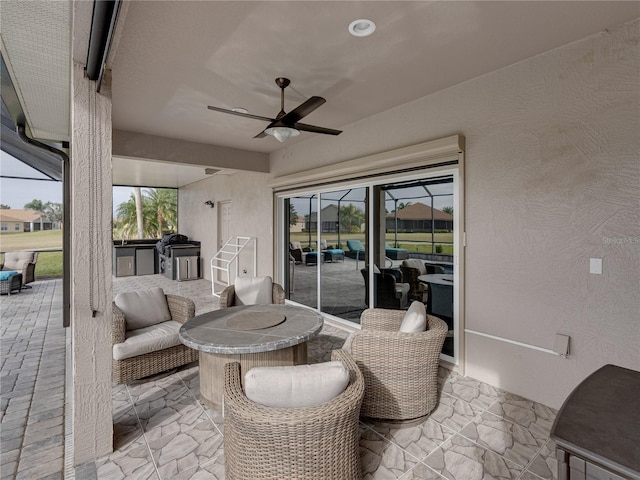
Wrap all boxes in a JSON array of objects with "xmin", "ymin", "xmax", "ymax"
[
  {"xmin": 386, "ymin": 203, "xmax": 453, "ymax": 232},
  {"xmin": 0, "ymin": 209, "xmax": 59, "ymax": 232},
  {"xmin": 290, "ymin": 215, "xmax": 305, "ymax": 233},
  {"xmin": 306, "ymin": 204, "xmax": 340, "ymax": 233}
]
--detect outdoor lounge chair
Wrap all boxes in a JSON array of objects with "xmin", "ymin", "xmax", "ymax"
[
  {"xmin": 1, "ymin": 251, "xmax": 38, "ymax": 287},
  {"xmin": 219, "ymin": 276, "xmax": 285, "ymax": 308},
  {"xmin": 385, "ymin": 243, "xmax": 409, "ymax": 260},
  {"xmin": 345, "ymin": 239, "xmax": 366, "ymax": 259},
  {"xmin": 347, "ymin": 306, "xmax": 447, "ymax": 423},
  {"xmin": 112, "ymin": 288, "xmax": 198, "ymax": 384},
  {"xmin": 223, "ymin": 349, "xmax": 364, "ymax": 479}
]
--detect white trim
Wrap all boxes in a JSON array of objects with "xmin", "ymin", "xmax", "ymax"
[
  {"xmin": 465, "ymin": 329, "xmax": 562, "ymax": 356},
  {"xmin": 270, "ymin": 135, "xmax": 464, "ymax": 191}
]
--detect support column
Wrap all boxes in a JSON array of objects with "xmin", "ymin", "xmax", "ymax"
[{"xmin": 70, "ymin": 61, "xmax": 113, "ymax": 464}]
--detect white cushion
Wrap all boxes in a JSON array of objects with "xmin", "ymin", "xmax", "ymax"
[
  {"xmin": 115, "ymin": 287, "xmax": 172, "ymax": 331},
  {"xmin": 402, "ymin": 259, "xmax": 427, "ymax": 275},
  {"xmin": 244, "ymin": 361, "xmax": 350, "ymax": 408},
  {"xmin": 290, "ymin": 241, "xmax": 302, "ymax": 250},
  {"xmin": 400, "ymin": 301, "xmax": 427, "ymax": 333},
  {"xmin": 234, "ymin": 276, "xmax": 273, "ymax": 305},
  {"xmin": 113, "ymin": 321, "xmax": 182, "ymax": 360},
  {"xmin": 373, "ymin": 264, "xmax": 381, "ymax": 274}
]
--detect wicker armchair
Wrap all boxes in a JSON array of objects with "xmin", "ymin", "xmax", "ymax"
[
  {"xmin": 223, "ymin": 349, "xmax": 365, "ymax": 479},
  {"xmin": 349, "ymin": 308, "xmax": 447, "ymax": 423},
  {"xmin": 219, "ymin": 277, "xmax": 285, "ymax": 308},
  {"xmin": 112, "ymin": 293, "xmax": 198, "ymax": 384},
  {"xmin": 1, "ymin": 251, "xmax": 38, "ymax": 287}
]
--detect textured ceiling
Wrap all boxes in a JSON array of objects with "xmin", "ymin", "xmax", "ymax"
[
  {"xmin": 0, "ymin": 0, "xmax": 70, "ymax": 142},
  {"xmin": 1, "ymin": 1, "xmax": 638, "ymax": 186},
  {"xmin": 111, "ymin": 1, "xmax": 640, "ymax": 154}
]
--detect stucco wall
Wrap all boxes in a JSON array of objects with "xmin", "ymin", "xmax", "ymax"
[
  {"xmin": 71, "ymin": 62, "xmax": 113, "ymax": 462},
  {"xmin": 178, "ymin": 172, "xmax": 274, "ymax": 284},
  {"xmin": 269, "ymin": 19, "xmax": 640, "ymax": 408}
]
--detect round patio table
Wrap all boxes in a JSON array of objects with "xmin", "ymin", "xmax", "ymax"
[{"xmin": 179, "ymin": 304, "xmax": 324, "ymax": 410}]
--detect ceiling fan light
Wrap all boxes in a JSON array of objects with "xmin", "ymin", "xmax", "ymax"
[{"xmin": 265, "ymin": 126, "xmax": 300, "ymax": 143}]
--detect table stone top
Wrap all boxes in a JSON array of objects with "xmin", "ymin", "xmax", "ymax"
[{"xmin": 179, "ymin": 304, "xmax": 324, "ymax": 355}]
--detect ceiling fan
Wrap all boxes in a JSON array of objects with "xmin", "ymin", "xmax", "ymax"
[{"xmin": 207, "ymin": 77, "xmax": 342, "ymax": 142}]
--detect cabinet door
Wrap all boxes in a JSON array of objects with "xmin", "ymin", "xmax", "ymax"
[{"xmin": 116, "ymin": 256, "xmax": 135, "ymax": 277}]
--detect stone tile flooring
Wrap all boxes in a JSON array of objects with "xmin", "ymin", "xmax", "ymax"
[{"xmin": 1, "ymin": 275, "xmax": 559, "ymax": 479}]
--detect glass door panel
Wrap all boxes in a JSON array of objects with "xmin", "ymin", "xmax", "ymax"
[
  {"xmin": 381, "ymin": 177, "xmax": 455, "ymax": 356},
  {"xmin": 287, "ymin": 194, "xmax": 317, "ymax": 309},
  {"xmin": 319, "ymin": 188, "xmax": 367, "ymax": 321}
]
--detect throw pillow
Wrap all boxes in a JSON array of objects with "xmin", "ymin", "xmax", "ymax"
[
  {"xmin": 244, "ymin": 361, "xmax": 350, "ymax": 408},
  {"xmin": 114, "ymin": 287, "xmax": 172, "ymax": 331},
  {"xmin": 399, "ymin": 300, "xmax": 427, "ymax": 333}
]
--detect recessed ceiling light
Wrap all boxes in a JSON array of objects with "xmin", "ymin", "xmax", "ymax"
[
  {"xmin": 348, "ymin": 19, "xmax": 376, "ymax": 37},
  {"xmin": 231, "ymin": 107, "xmax": 248, "ymax": 114}
]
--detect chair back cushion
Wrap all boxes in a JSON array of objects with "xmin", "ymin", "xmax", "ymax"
[
  {"xmin": 347, "ymin": 239, "xmax": 364, "ymax": 252},
  {"xmin": 244, "ymin": 361, "xmax": 350, "ymax": 408},
  {"xmin": 290, "ymin": 241, "xmax": 302, "ymax": 250},
  {"xmin": 402, "ymin": 258, "xmax": 427, "ymax": 275},
  {"xmin": 400, "ymin": 300, "xmax": 427, "ymax": 332},
  {"xmin": 3, "ymin": 251, "xmax": 36, "ymax": 270},
  {"xmin": 234, "ymin": 276, "xmax": 273, "ymax": 305},
  {"xmin": 114, "ymin": 287, "xmax": 172, "ymax": 331}
]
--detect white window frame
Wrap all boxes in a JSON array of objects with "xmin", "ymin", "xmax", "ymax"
[{"xmin": 271, "ymin": 135, "xmax": 465, "ymax": 371}]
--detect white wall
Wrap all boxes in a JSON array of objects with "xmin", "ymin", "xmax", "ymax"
[
  {"xmin": 270, "ymin": 19, "xmax": 640, "ymax": 408},
  {"xmin": 178, "ymin": 171, "xmax": 274, "ymax": 283}
]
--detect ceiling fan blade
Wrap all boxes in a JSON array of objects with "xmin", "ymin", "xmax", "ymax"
[
  {"xmin": 253, "ymin": 130, "xmax": 267, "ymax": 139},
  {"xmin": 279, "ymin": 96, "xmax": 326, "ymax": 124},
  {"xmin": 294, "ymin": 122, "xmax": 342, "ymax": 136},
  {"xmin": 207, "ymin": 105, "xmax": 275, "ymax": 123}
]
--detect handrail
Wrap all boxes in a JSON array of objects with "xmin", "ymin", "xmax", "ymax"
[{"xmin": 210, "ymin": 236, "xmax": 256, "ymax": 295}]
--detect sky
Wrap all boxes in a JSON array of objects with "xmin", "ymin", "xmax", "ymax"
[
  {"xmin": 1, "ymin": 150, "xmax": 137, "ymax": 215},
  {"xmin": 0, "ymin": 151, "xmax": 62, "ymax": 209}
]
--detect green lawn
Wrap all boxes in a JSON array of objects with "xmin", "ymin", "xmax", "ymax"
[
  {"xmin": 0, "ymin": 230, "xmax": 62, "ymax": 251},
  {"xmin": 290, "ymin": 231, "xmax": 454, "ymax": 254},
  {"xmin": 1, "ymin": 230, "xmax": 63, "ymax": 278}
]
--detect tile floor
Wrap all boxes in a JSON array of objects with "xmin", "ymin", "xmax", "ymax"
[{"xmin": 1, "ymin": 275, "xmax": 559, "ymax": 480}]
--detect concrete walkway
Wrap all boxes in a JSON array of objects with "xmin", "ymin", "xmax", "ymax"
[{"xmin": 1, "ymin": 279, "xmax": 66, "ymax": 480}]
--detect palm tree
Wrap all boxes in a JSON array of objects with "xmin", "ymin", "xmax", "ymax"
[
  {"xmin": 115, "ymin": 195, "xmax": 144, "ymax": 240},
  {"xmin": 145, "ymin": 188, "xmax": 177, "ymax": 237},
  {"xmin": 397, "ymin": 201, "xmax": 412, "ymax": 210},
  {"xmin": 24, "ymin": 199, "xmax": 46, "ymax": 231},
  {"xmin": 133, "ymin": 188, "xmax": 144, "ymax": 239},
  {"xmin": 339, "ymin": 204, "xmax": 364, "ymax": 233},
  {"xmin": 441, "ymin": 206, "xmax": 454, "ymax": 215}
]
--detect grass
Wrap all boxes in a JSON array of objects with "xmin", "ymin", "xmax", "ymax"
[
  {"xmin": 0, "ymin": 230, "xmax": 62, "ymax": 251},
  {"xmin": 1, "ymin": 230, "xmax": 63, "ymax": 278},
  {"xmin": 290, "ymin": 231, "xmax": 454, "ymax": 254}
]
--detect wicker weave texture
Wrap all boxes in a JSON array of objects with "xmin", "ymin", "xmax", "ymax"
[
  {"xmin": 351, "ymin": 309, "xmax": 447, "ymax": 421},
  {"xmin": 112, "ymin": 294, "xmax": 198, "ymax": 384},
  {"xmin": 218, "ymin": 282, "xmax": 286, "ymax": 308},
  {"xmin": 0, "ymin": 274, "xmax": 22, "ymax": 295},
  {"xmin": 223, "ymin": 349, "xmax": 364, "ymax": 479}
]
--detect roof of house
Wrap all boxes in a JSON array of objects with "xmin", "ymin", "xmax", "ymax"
[
  {"xmin": 387, "ymin": 203, "xmax": 453, "ymax": 221},
  {"xmin": 0, "ymin": 209, "xmax": 43, "ymax": 223}
]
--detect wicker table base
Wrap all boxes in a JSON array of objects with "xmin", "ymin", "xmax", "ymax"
[{"xmin": 0, "ymin": 273, "xmax": 22, "ymax": 295}]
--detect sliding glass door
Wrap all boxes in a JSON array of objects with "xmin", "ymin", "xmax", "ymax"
[{"xmin": 279, "ymin": 170, "xmax": 460, "ymax": 363}]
